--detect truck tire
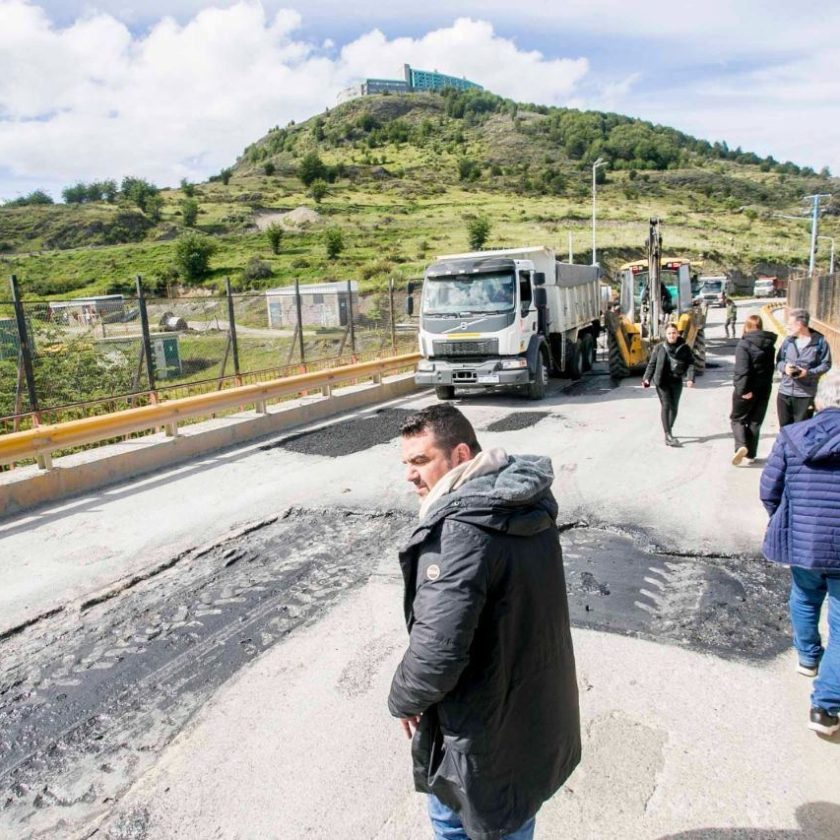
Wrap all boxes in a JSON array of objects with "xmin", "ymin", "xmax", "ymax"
[
  {"xmin": 608, "ymin": 332, "xmax": 629, "ymax": 382},
  {"xmin": 580, "ymin": 333, "xmax": 596, "ymax": 373},
  {"xmin": 527, "ymin": 352, "xmax": 548, "ymax": 400},
  {"xmin": 565, "ymin": 340, "xmax": 581, "ymax": 382},
  {"xmin": 692, "ymin": 328, "xmax": 706, "ymax": 376},
  {"xmin": 435, "ymin": 385, "xmax": 455, "ymax": 400}
]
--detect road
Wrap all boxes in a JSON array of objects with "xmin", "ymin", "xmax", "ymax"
[{"xmin": 1, "ymin": 302, "xmax": 838, "ymax": 839}]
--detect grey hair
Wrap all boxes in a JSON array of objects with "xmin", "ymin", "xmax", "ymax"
[
  {"xmin": 816, "ymin": 371, "xmax": 840, "ymax": 410},
  {"xmin": 789, "ymin": 308, "xmax": 810, "ymax": 326}
]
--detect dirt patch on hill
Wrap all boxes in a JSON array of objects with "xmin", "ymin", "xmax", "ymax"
[{"xmin": 254, "ymin": 206, "xmax": 321, "ymax": 231}]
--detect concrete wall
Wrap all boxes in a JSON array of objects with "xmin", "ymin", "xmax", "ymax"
[{"xmin": 0, "ymin": 374, "xmax": 419, "ymax": 520}]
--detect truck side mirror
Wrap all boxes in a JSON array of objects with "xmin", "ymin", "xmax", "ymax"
[
  {"xmin": 534, "ymin": 288, "xmax": 547, "ymax": 308},
  {"xmin": 405, "ymin": 295, "xmax": 414, "ymax": 316},
  {"xmin": 533, "ymin": 272, "xmax": 546, "ymax": 287}
]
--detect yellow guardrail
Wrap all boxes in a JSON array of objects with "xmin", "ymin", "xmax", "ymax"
[
  {"xmin": 761, "ymin": 301, "xmax": 786, "ymax": 338},
  {"xmin": 0, "ymin": 353, "xmax": 421, "ymax": 470}
]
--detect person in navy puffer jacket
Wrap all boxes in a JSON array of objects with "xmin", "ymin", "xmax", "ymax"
[{"xmin": 761, "ymin": 371, "xmax": 840, "ymax": 736}]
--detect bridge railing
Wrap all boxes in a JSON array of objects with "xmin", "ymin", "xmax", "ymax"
[{"xmin": 0, "ymin": 352, "xmax": 421, "ymax": 470}]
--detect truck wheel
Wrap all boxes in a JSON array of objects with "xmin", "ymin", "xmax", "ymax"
[
  {"xmin": 692, "ymin": 328, "xmax": 706, "ymax": 376},
  {"xmin": 580, "ymin": 334, "xmax": 596, "ymax": 373},
  {"xmin": 564, "ymin": 338, "xmax": 582, "ymax": 380},
  {"xmin": 435, "ymin": 385, "xmax": 455, "ymax": 400},
  {"xmin": 527, "ymin": 352, "xmax": 548, "ymax": 400},
  {"xmin": 607, "ymin": 332, "xmax": 629, "ymax": 382}
]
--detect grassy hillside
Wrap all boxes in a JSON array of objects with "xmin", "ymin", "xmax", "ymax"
[{"xmin": 2, "ymin": 89, "xmax": 838, "ymax": 300}]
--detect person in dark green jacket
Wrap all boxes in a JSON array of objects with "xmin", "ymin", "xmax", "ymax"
[
  {"xmin": 724, "ymin": 295, "xmax": 737, "ymax": 339},
  {"xmin": 391, "ymin": 404, "xmax": 580, "ymax": 840}
]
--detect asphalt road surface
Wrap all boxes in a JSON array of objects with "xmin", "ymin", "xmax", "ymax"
[{"xmin": 1, "ymin": 302, "xmax": 838, "ymax": 839}]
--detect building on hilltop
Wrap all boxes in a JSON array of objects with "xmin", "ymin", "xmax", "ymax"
[{"xmin": 337, "ymin": 63, "xmax": 482, "ymax": 104}]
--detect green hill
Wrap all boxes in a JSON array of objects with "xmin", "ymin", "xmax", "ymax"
[{"xmin": 2, "ymin": 89, "xmax": 837, "ymax": 300}]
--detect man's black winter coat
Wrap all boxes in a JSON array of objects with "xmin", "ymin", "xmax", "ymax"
[
  {"xmin": 643, "ymin": 337, "xmax": 696, "ymax": 386},
  {"xmin": 388, "ymin": 455, "xmax": 580, "ymax": 840},
  {"xmin": 733, "ymin": 330, "xmax": 777, "ymax": 397}
]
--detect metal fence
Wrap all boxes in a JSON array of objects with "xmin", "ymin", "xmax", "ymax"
[
  {"xmin": 0, "ymin": 276, "xmax": 418, "ymax": 437},
  {"xmin": 786, "ymin": 270, "xmax": 840, "ymax": 363}
]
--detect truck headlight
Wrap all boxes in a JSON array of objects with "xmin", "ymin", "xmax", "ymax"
[
  {"xmin": 500, "ymin": 358, "xmax": 528, "ymax": 369},
  {"xmin": 417, "ymin": 360, "xmax": 435, "ymax": 371}
]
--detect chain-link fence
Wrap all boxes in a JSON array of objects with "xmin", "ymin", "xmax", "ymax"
[{"xmin": 0, "ymin": 276, "xmax": 418, "ymax": 438}]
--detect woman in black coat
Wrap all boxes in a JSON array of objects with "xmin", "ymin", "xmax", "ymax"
[
  {"xmin": 643, "ymin": 323, "xmax": 696, "ymax": 447},
  {"xmin": 731, "ymin": 314, "xmax": 777, "ymax": 465}
]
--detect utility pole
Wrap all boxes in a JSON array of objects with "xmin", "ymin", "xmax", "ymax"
[
  {"xmin": 806, "ymin": 193, "xmax": 830, "ymax": 276},
  {"xmin": 818, "ymin": 235, "xmax": 836, "ymax": 275},
  {"xmin": 591, "ymin": 157, "xmax": 607, "ymax": 265},
  {"xmin": 568, "ymin": 231, "xmax": 573, "ymax": 263}
]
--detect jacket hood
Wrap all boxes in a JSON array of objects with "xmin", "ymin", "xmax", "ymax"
[
  {"xmin": 786, "ymin": 409, "xmax": 840, "ymax": 463},
  {"xmin": 418, "ymin": 454, "xmax": 557, "ymax": 536},
  {"xmin": 743, "ymin": 330, "xmax": 778, "ymax": 350}
]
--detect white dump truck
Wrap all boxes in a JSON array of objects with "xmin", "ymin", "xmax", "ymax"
[{"xmin": 408, "ymin": 246, "xmax": 602, "ymax": 400}]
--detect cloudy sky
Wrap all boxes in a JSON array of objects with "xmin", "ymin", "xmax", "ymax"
[{"xmin": 1, "ymin": 0, "xmax": 838, "ymax": 201}]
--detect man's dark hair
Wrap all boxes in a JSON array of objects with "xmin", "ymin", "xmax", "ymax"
[{"xmin": 400, "ymin": 404, "xmax": 481, "ymax": 456}]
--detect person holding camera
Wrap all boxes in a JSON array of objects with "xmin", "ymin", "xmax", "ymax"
[
  {"xmin": 776, "ymin": 309, "xmax": 832, "ymax": 427},
  {"xmin": 643, "ymin": 323, "xmax": 696, "ymax": 447}
]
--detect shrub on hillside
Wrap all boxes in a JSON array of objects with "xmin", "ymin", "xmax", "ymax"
[
  {"xmin": 241, "ymin": 257, "xmax": 273, "ymax": 287},
  {"xmin": 4, "ymin": 190, "xmax": 54, "ymax": 207},
  {"xmin": 324, "ymin": 227, "xmax": 344, "ymax": 260},
  {"xmin": 180, "ymin": 198, "xmax": 199, "ymax": 227},
  {"xmin": 266, "ymin": 223, "xmax": 284, "ymax": 254},
  {"xmin": 299, "ymin": 151, "xmax": 328, "ymax": 186},
  {"xmin": 174, "ymin": 232, "xmax": 217, "ymax": 283},
  {"xmin": 467, "ymin": 216, "xmax": 491, "ymax": 250}
]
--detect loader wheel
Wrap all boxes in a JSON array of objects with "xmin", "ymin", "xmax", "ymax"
[
  {"xmin": 527, "ymin": 352, "xmax": 548, "ymax": 400},
  {"xmin": 580, "ymin": 333, "xmax": 596, "ymax": 373},
  {"xmin": 607, "ymin": 332, "xmax": 629, "ymax": 382},
  {"xmin": 692, "ymin": 328, "xmax": 707, "ymax": 377},
  {"xmin": 435, "ymin": 385, "xmax": 455, "ymax": 400}
]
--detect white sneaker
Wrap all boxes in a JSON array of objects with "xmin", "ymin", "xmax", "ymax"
[
  {"xmin": 732, "ymin": 446, "xmax": 748, "ymax": 466},
  {"xmin": 743, "ymin": 457, "xmax": 755, "ymax": 465}
]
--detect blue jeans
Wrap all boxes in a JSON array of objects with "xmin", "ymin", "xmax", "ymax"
[
  {"xmin": 790, "ymin": 566, "xmax": 840, "ymax": 713},
  {"xmin": 427, "ymin": 796, "xmax": 535, "ymax": 840}
]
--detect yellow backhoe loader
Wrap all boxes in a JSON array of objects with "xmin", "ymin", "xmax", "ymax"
[{"xmin": 604, "ymin": 219, "xmax": 707, "ymax": 381}]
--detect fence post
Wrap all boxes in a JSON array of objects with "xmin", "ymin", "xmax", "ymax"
[
  {"xmin": 135, "ymin": 275, "xmax": 157, "ymax": 401},
  {"xmin": 346, "ymin": 278, "xmax": 357, "ymax": 359},
  {"xmin": 10, "ymin": 275, "xmax": 40, "ymax": 421},
  {"xmin": 388, "ymin": 278, "xmax": 397, "ymax": 355},
  {"xmin": 294, "ymin": 277, "xmax": 306, "ymax": 368},
  {"xmin": 225, "ymin": 278, "xmax": 242, "ymax": 385}
]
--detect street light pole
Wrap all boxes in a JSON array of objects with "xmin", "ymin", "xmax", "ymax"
[
  {"xmin": 591, "ymin": 157, "xmax": 607, "ymax": 265},
  {"xmin": 806, "ymin": 193, "xmax": 830, "ymax": 276},
  {"xmin": 818, "ymin": 235, "xmax": 836, "ymax": 275}
]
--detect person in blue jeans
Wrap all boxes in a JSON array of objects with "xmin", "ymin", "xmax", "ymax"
[
  {"xmin": 428, "ymin": 796, "xmax": 535, "ymax": 840},
  {"xmin": 761, "ymin": 371, "xmax": 840, "ymax": 736}
]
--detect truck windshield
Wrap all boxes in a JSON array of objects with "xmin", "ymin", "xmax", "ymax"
[
  {"xmin": 702, "ymin": 281, "xmax": 723, "ymax": 293},
  {"xmin": 422, "ymin": 272, "xmax": 515, "ymax": 315}
]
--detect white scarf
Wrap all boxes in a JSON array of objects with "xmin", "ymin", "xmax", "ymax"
[{"xmin": 419, "ymin": 447, "xmax": 509, "ymax": 520}]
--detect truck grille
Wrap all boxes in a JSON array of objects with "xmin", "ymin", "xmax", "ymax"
[{"xmin": 433, "ymin": 339, "xmax": 499, "ymax": 357}]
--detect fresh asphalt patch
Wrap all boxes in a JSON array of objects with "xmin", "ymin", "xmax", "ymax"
[
  {"xmin": 0, "ymin": 513, "xmax": 790, "ymax": 838},
  {"xmin": 259, "ymin": 408, "xmax": 415, "ymax": 457},
  {"xmin": 484, "ymin": 411, "xmax": 551, "ymax": 433}
]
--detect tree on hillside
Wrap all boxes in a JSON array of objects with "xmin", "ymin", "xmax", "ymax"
[
  {"xmin": 467, "ymin": 216, "xmax": 491, "ymax": 250},
  {"xmin": 220, "ymin": 167, "xmax": 233, "ymax": 185},
  {"xmin": 180, "ymin": 198, "xmax": 199, "ymax": 227},
  {"xmin": 180, "ymin": 178, "xmax": 196, "ymax": 197},
  {"xmin": 174, "ymin": 232, "xmax": 217, "ymax": 283},
  {"xmin": 266, "ymin": 223, "xmax": 284, "ymax": 254},
  {"xmin": 121, "ymin": 176, "xmax": 160, "ymax": 213},
  {"xmin": 264, "ymin": 161, "xmax": 276, "ymax": 176},
  {"xmin": 4, "ymin": 190, "xmax": 54, "ymax": 207},
  {"xmin": 310, "ymin": 179, "xmax": 328, "ymax": 204},
  {"xmin": 299, "ymin": 151, "xmax": 327, "ymax": 186},
  {"xmin": 324, "ymin": 227, "xmax": 344, "ymax": 261}
]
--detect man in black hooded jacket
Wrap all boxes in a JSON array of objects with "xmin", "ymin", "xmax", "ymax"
[
  {"xmin": 730, "ymin": 313, "xmax": 778, "ymax": 465},
  {"xmin": 389, "ymin": 404, "xmax": 580, "ymax": 840}
]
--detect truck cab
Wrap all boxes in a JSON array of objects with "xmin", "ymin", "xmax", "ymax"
[{"xmin": 415, "ymin": 253, "xmax": 542, "ymax": 397}]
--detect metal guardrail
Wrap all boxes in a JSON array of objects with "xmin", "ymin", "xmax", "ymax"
[
  {"xmin": 0, "ymin": 352, "xmax": 421, "ymax": 470},
  {"xmin": 761, "ymin": 301, "xmax": 786, "ymax": 337}
]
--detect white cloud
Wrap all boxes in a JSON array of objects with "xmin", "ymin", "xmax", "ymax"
[{"xmin": 0, "ymin": 3, "xmax": 588, "ymax": 200}]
